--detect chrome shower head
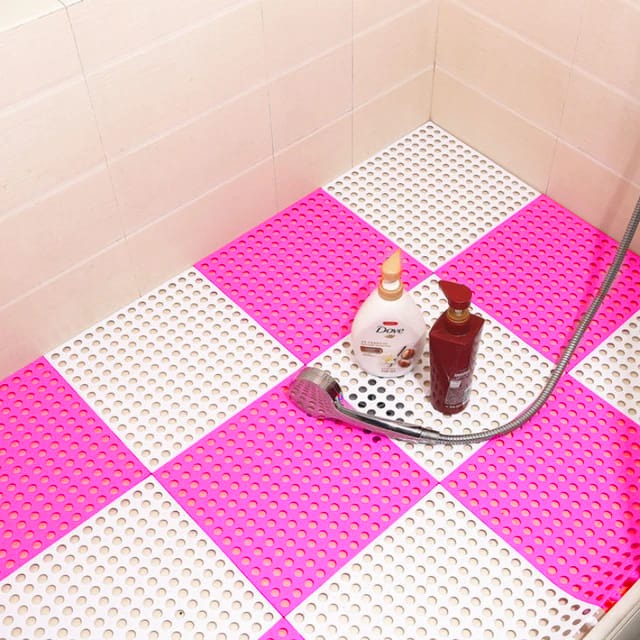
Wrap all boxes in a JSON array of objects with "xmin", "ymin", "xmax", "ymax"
[
  {"xmin": 287, "ymin": 195, "xmax": 640, "ymax": 447},
  {"xmin": 289, "ymin": 367, "xmax": 346, "ymax": 422},
  {"xmin": 289, "ymin": 367, "xmax": 441, "ymax": 442}
]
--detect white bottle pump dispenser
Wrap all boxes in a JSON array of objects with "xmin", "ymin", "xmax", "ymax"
[{"xmin": 351, "ymin": 250, "xmax": 427, "ymax": 377}]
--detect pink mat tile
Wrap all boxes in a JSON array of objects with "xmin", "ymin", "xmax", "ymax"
[
  {"xmin": 0, "ymin": 358, "xmax": 149, "ymax": 579},
  {"xmin": 195, "ymin": 188, "xmax": 431, "ymax": 362},
  {"xmin": 447, "ymin": 374, "xmax": 640, "ymax": 610},
  {"xmin": 437, "ymin": 195, "xmax": 640, "ymax": 365},
  {"xmin": 259, "ymin": 619, "xmax": 305, "ymax": 640},
  {"xmin": 157, "ymin": 375, "xmax": 435, "ymax": 614}
]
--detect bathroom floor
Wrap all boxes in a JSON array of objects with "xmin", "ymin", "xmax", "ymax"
[{"xmin": 1, "ymin": 123, "xmax": 639, "ymax": 640}]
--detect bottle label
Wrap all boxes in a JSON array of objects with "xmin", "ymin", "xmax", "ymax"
[
  {"xmin": 444, "ymin": 369, "xmax": 472, "ymax": 410},
  {"xmin": 356, "ymin": 322, "xmax": 420, "ymax": 376}
]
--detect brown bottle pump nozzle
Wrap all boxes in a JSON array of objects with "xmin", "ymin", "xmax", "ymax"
[{"xmin": 439, "ymin": 280, "xmax": 472, "ymax": 324}]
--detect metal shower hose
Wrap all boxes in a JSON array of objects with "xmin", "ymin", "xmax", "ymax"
[{"xmin": 422, "ymin": 195, "xmax": 640, "ymax": 444}]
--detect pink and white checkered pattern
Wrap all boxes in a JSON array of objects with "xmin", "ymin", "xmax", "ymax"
[
  {"xmin": 1, "ymin": 125, "xmax": 638, "ymax": 638},
  {"xmin": 0, "ymin": 358, "xmax": 148, "ymax": 580}
]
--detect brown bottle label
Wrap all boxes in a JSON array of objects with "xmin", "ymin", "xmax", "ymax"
[{"xmin": 444, "ymin": 369, "xmax": 472, "ymax": 409}]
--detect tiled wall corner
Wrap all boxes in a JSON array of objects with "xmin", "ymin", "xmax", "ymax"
[
  {"xmin": 432, "ymin": 0, "xmax": 640, "ymax": 254},
  {"xmin": 436, "ymin": 1, "xmax": 571, "ymax": 134},
  {"xmin": 354, "ymin": 71, "xmax": 433, "ymax": 165},
  {"xmin": 354, "ymin": 1, "xmax": 437, "ymax": 107},
  {"xmin": 274, "ymin": 115, "xmax": 353, "ymax": 210},
  {"xmin": 547, "ymin": 142, "xmax": 640, "ymax": 247},
  {"xmin": 126, "ymin": 159, "xmax": 278, "ymax": 294},
  {"xmin": 0, "ymin": 0, "xmax": 438, "ymax": 380},
  {"xmin": 0, "ymin": 242, "xmax": 139, "ymax": 379},
  {"xmin": 2, "ymin": 0, "xmax": 638, "ymax": 381},
  {"xmin": 432, "ymin": 68, "xmax": 556, "ymax": 192}
]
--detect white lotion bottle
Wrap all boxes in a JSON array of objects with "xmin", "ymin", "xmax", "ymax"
[{"xmin": 351, "ymin": 250, "xmax": 427, "ymax": 377}]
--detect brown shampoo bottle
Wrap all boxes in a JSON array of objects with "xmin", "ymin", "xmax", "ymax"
[{"xmin": 429, "ymin": 280, "xmax": 484, "ymax": 415}]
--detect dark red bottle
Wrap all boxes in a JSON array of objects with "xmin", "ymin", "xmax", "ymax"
[{"xmin": 429, "ymin": 280, "xmax": 484, "ymax": 415}]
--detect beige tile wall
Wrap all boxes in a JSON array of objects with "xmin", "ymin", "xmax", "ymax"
[
  {"xmin": 4, "ymin": 0, "xmax": 638, "ymax": 379},
  {"xmin": 0, "ymin": 0, "xmax": 435, "ymax": 378},
  {"xmin": 432, "ymin": 0, "xmax": 640, "ymax": 255}
]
